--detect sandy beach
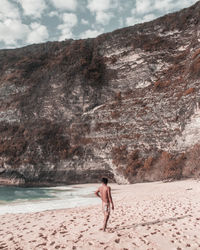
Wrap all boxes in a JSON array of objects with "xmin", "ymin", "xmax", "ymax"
[{"xmin": 0, "ymin": 179, "xmax": 200, "ymax": 250}]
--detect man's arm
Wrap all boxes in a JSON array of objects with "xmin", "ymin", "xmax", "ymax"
[
  {"xmin": 108, "ymin": 187, "xmax": 114, "ymax": 210},
  {"xmin": 95, "ymin": 188, "xmax": 101, "ymax": 198}
]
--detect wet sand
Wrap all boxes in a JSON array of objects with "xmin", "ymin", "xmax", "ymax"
[{"xmin": 0, "ymin": 180, "xmax": 200, "ymax": 249}]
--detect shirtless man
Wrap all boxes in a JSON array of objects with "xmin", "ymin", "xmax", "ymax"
[{"xmin": 95, "ymin": 177, "xmax": 114, "ymax": 231}]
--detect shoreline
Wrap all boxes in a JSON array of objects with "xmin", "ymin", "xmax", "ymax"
[{"xmin": 1, "ymin": 180, "xmax": 200, "ymax": 249}]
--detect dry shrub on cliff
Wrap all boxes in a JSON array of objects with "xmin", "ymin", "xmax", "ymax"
[
  {"xmin": 190, "ymin": 54, "xmax": 200, "ymax": 77},
  {"xmin": 2, "ymin": 70, "xmax": 22, "ymax": 82},
  {"xmin": 183, "ymin": 144, "xmax": 200, "ymax": 178},
  {"xmin": 153, "ymin": 151, "xmax": 185, "ymax": 180},
  {"xmin": 112, "ymin": 145, "xmax": 128, "ymax": 166},
  {"xmin": 114, "ymin": 92, "xmax": 122, "ymax": 103},
  {"xmin": 112, "ymin": 146, "xmax": 144, "ymax": 182},
  {"xmin": 76, "ymin": 40, "xmax": 107, "ymax": 87},
  {"xmin": 154, "ymin": 80, "xmax": 171, "ymax": 89},
  {"xmin": 183, "ymin": 87, "xmax": 195, "ymax": 96},
  {"xmin": 111, "ymin": 110, "xmax": 120, "ymax": 119},
  {"xmin": 94, "ymin": 122, "xmax": 113, "ymax": 131},
  {"xmin": 83, "ymin": 56, "xmax": 105, "ymax": 85},
  {"xmin": 0, "ymin": 121, "xmax": 71, "ymax": 166},
  {"xmin": 192, "ymin": 48, "xmax": 200, "ymax": 60},
  {"xmin": 126, "ymin": 150, "xmax": 143, "ymax": 177},
  {"xmin": 136, "ymin": 156, "xmax": 154, "ymax": 181},
  {"xmin": 143, "ymin": 156, "xmax": 154, "ymax": 171},
  {"xmin": 110, "ymin": 56, "xmax": 117, "ymax": 64}
]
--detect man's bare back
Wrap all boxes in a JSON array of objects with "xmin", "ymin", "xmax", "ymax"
[
  {"xmin": 99, "ymin": 185, "xmax": 110, "ymax": 203},
  {"xmin": 95, "ymin": 177, "xmax": 114, "ymax": 231}
]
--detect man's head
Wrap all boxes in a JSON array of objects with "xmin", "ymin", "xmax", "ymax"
[{"xmin": 101, "ymin": 177, "xmax": 108, "ymax": 185}]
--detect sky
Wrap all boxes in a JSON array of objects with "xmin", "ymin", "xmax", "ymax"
[{"xmin": 0, "ymin": 0, "xmax": 197, "ymax": 49}]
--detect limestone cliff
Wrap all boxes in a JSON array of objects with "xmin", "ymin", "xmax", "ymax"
[{"xmin": 0, "ymin": 1, "xmax": 200, "ymax": 185}]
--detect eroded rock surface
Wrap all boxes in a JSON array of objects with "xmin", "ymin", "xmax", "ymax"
[{"xmin": 0, "ymin": 2, "xmax": 200, "ymax": 185}]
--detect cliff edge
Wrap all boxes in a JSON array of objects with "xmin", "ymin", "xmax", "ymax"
[{"xmin": 0, "ymin": 1, "xmax": 200, "ymax": 185}]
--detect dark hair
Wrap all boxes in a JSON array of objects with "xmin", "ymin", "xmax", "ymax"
[{"xmin": 101, "ymin": 177, "xmax": 108, "ymax": 184}]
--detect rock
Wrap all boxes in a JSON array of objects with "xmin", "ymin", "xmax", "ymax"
[
  {"xmin": 0, "ymin": 2, "xmax": 200, "ymax": 185},
  {"xmin": 0, "ymin": 167, "xmax": 5, "ymax": 174}
]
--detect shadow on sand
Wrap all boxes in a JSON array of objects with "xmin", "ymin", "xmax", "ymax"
[{"xmin": 115, "ymin": 215, "xmax": 190, "ymax": 231}]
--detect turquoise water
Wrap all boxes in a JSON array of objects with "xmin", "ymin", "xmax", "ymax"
[
  {"xmin": 0, "ymin": 186, "xmax": 58, "ymax": 202},
  {"xmin": 0, "ymin": 185, "xmax": 100, "ymax": 215}
]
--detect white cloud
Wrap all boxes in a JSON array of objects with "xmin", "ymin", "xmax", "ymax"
[
  {"xmin": 126, "ymin": 16, "xmax": 141, "ymax": 26},
  {"xmin": 0, "ymin": 0, "xmax": 48, "ymax": 46},
  {"xmin": 80, "ymin": 28, "xmax": 103, "ymax": 39},
  {"xmin": 134, "ymin": 0, "xmax": 153, "ymax": 15},
  {"xmin": 62, "ymin": 13, "xmax": 78, "ymax": 26},
  {"xmin": 126, "ymin": 0, "xmax": 197, "ymax": 27},
  {"xmin": 27, "ymin": 22, "xmax": 49, "ymax": 43},
  {"xmin": 58, "ymin": 13, "xmax": 78, "ymax": 41},
  {"xmin": 153, "ymin": 0, "xmax": 196, "ymax": 13},
  {"xmin": 50, "ymin": 0, "xmax": 77, "ymax": 11},
  {"xmin": 96, "ymin": 11, "xmax": 113, "ymax": 25},
  {"xmin": 87, "ymin": 0, "xmax": 113, "ymax": 12},
  {"xmin": 18, "ymin": 0, "xmax": 47, "ymax": 18},
  {"xmin": 126, "ymin": 13, "xmax": 156, "ymax": 26},
  {"xmin": 49, "ymin": 11, "xmax": 59, "ymax": 17},
  {"xmin": 143, "ymin": 13, "xmax": 156, "ymax": 22},
  {"xmin": 0, "ymin": 19, "xmax": 29, "ymax": 45},
  {"xmin": 81, "ymin": 19, "xmax": 89, "ymax": 25},
  {"xmin": 0, "ymin": 0, "xmax": 20, "ymax": 21},
  {"xmin": 131, "ymin": 0, "xmax": 197, "ymax": 17},
  {"xmin": 87, "ymin": 0, "xmax": 117, "ymax": 25}
]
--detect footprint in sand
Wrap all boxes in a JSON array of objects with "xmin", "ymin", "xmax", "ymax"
[
  {"xmin": 115, "ymin": 238, "xmax": 120, "ymax": 243},
  {"xmin": 36, "ymin": 243, "xmax": 47, "ymax": 247},
  {"xmin": 60, "ymin": 231, "xmax": 68, "ymax": 234},
  {"xmin": 55, "ymin": 245, "xmax": 61, "ymax": 249},
  {"xmin": 51, "ymin": 230, "xmax": 57, "ymax": 236},
  {"xmin": 78, "ymin": 234, "xmax": 83, "ymax": 239}
]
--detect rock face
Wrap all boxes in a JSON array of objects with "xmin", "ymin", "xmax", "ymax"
[{"xmin": 0, "ymin": 2, "xmax": 200, "ymax": 185}]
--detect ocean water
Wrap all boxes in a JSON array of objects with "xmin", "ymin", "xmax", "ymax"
[{"xmin": 0, "ymin": 185, "xmax": 100, "ymax": 215}]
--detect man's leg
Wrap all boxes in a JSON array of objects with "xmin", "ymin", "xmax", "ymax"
[{"xmin": 103, "ymin": 211, "xmax": 110, "ymax": 231}]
